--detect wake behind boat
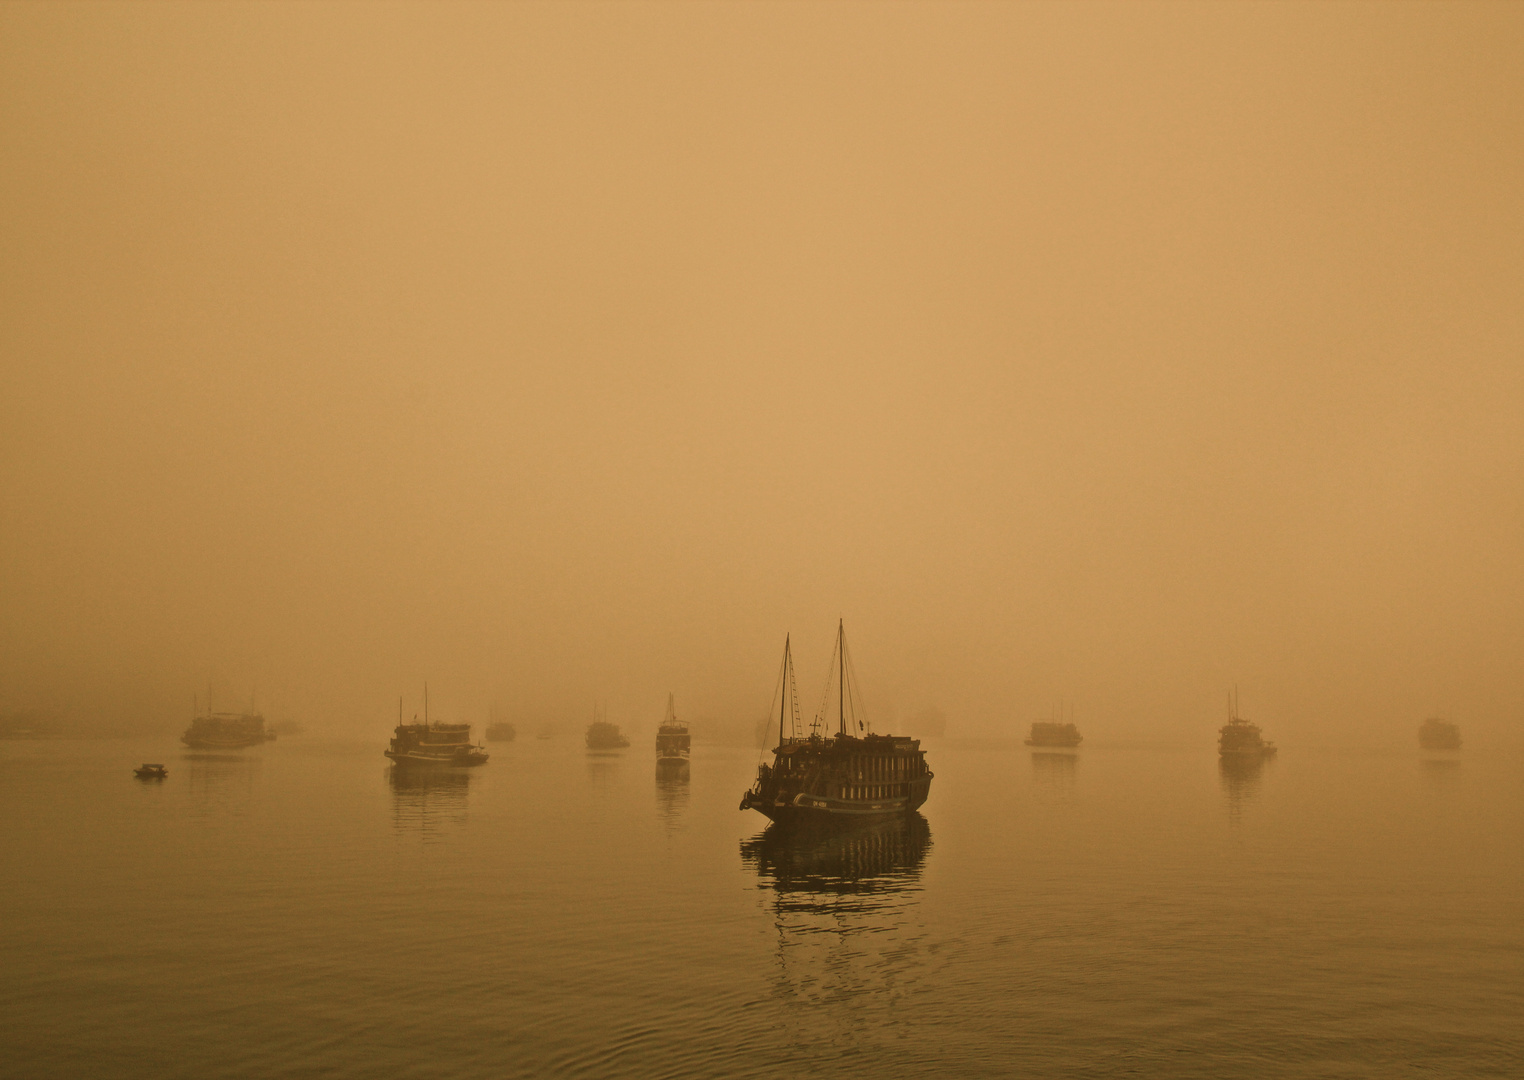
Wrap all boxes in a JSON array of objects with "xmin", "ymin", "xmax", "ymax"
[{"xmin": 741, "ymin": 621, "xmax": 933, "ymax": 826}]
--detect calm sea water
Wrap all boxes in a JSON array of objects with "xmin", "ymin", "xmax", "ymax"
[{"xmin": 2, "ymin": 734, "xmax": 1520, "ymax": 1079}]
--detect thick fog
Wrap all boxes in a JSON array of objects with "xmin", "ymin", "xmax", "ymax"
[{"xmin": 2, "ymin": 4, "xmax": 1519, "ymax": 746}]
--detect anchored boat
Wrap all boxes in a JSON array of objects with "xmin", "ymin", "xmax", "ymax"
[
  {"xmin": 385, "ymin": 688, "xmax": 488, "ymax": 767},
  {"xmin": 1025, "ymin": 705, "xmax": 1082, "ymax": 748},
  {"xmin": 740, "ymin": 621, "xmax": 933, "ymax": 826},
  {"xmin": 1418, "ymin": 717, "xmax": 1461, "ymax": 750},
  {"xmin": 656, "ymin": 693, "xmax": 689, "ymax": 764},
  {"xmin": 181, "ymin": 711, "xmax": 272, "ymax": 750},
  {"xmin": 1218, "ymin": 689, "xmax": 1276, "ymax": 758},
  {"xmin": 586, "ymin": 704, "xmax": 629, "ymax": 750}
]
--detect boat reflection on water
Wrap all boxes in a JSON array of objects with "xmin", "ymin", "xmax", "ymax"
[
  {"xmin": 180, "ymin": 752, "xmax": 260, "ymax": 819},
  {"xmin": 387, "ymin": 766, "xmax": 469, "ymax": 837},
  {"xmin": 1030, "ymin": 749, "xmax": 1078, "ymax": 786},
  {"xmin": 1421, "ymin": 756, "xmax": 1462, "ymax": 781},
  {"xmin": 655, "ymin": 760, "xmax": 690, "ymax": 835},
  {"xmin": 742, "ymin": 815, "xmax": 933, "ymax": 1009},
  {"xmin": 741, "ymin": 813, "xmax": 931, "ymax": 916},
  {"xmin": 1219, "ymin": 754, "xmax": 1267, "ymax": 825}
]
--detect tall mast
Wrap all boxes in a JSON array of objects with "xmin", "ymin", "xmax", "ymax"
[
  {"xmin": 779, "ymin": 635, "xmax": 790, "ymax": 746},
  {"xmin": 425, "ymin": 683, "xmax": 429, "ymax": 726},
  {"xmin": 838, "ymin": 618, "xmax": 845, "ymax": 737}
]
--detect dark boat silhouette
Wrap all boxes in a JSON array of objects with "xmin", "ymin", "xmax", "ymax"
[
  {"xmin": 655, "ymin": 692, "xmax": 689, "ymax": 764},
  {"xmin": 1418, "ymin": 717, "xmax": 1461, "ymax": 750},
  {"xmin": 740, "ymin": 621, "xmax": 933, "ymax": 826},
  {"xmin": 1025, "ymin": 708, "xmax": 1082, "ymax": 748},
  {"xmin": 385, "ymin": 687, "xmax": 488, "ymax": 767},
  {"xmin": 586, "ymin": 704, "xmax": 629, "ymax": 750},
  {"xmin": 1218, "ymin": 689, "xmax": 1276, "ymax": 758},
  {"xmin": 133, "ymin": 763, "xmax": 168, "ymax": 779},
  {"xmin": 181, "ymin": 712, "xmax": 272, "ymax": 750}
]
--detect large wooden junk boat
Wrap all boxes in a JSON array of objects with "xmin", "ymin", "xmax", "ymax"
[
  {"xmin": 1418, "ymin": 717, "xmax": 1461, "ymax": 750},
  {"xmin": 1218, "ymin": 689, "xmax": 1276, "ymax": 758},
  {"xmin": 740, "ymin": 621, "xmax": 933, "ymax": 826},
  {"xmin": 181, "ymin": 710, "xmax": 273, "ymax": 750},
  {"xmin": 656, "ymin": 693, "xmax": 689, "ymax": 764},
  {"xmin": 385, "ymin": 689, "xmax": 488, "ymax": 767}
]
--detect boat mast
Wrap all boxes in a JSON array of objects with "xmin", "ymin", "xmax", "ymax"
[
  {"xmin": 838, "ymin": 618, "xmax": 845, "ymax": 737},
  {"xmin": 780, "ymin": 635, "xmax": 790, "ymax": 746},
  {"xmin": 425, "ymin": 683, "xmax": 429, "ymax": 726}
]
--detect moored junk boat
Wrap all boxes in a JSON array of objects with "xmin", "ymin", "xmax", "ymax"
[
  {"xmin": 384, "ymin": 690, "xmax": 488, "ymax": 767},
  {"xmin": 586, "ymin": 704, "xmax": 629, "ymax": 750},
  {"xmin": 655, "ymin": 693, "xmax": 689, "ymax": 764},
  {"xmin": 1218, "ymin": 689, "xmax": 1276, "ymax": 758},
  {"xmin": 740, "ymin": 621, "xmax": 933, "ymax": 826},
  {"xmin": 1026, "ymin": 720, "xmax": 1082, "ymax": 748},
  {"xmin": 181, "ymin": 711, "xmax": 272, "ymax": 750},
  {"xmin": 1418, "ymin": 717, "xmax": 1461, "ymax": 750}
]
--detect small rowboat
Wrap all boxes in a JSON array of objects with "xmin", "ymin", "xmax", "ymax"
[{"xmin": 134, "ymin": 763, "xmax": 168, "ymax": 779}]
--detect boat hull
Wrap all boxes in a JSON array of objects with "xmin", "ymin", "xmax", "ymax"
[
  {"xmin": 181, "ymin": 736, "xmax": 266, "ymax": 750},
  {"xmin": 384, "ymin": 750, "xmax": 488, "ymax": 767},
  {"xmin": 740, "ymin": 786, "xmax": 929, "ymax": 826}
]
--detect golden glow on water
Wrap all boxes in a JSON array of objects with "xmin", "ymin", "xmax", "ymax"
[
  {"xmin": 2, "ymin": 737, "xmax": 1520, "ymax": 1078},
  {"xmin": 2, "ymin": 4, "xmax": 1521, "ymax": 1075}
]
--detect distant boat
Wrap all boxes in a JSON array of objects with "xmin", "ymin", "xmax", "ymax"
[
  {"xmin": 485, "ymin": 722, "xmax": 517, "ymax": 742},
  {"xmin": 134, "ymin": 763, "xmax": 168, "ymax": 779},
  {"xmin": 740, "ymin": 621, "xmax": 934, "ymax": 826},
  {"xmin": 655, "ymin": 693, "xmax": 689, "ymax": 764},
  {"xmin": 1218, "ymin": 690, "xmax": 1276, "ymax": 758},
  {"xmin": 1026, "ymin": 705, "xmax": 1082, "ymax": 748},
  {"xmin": 182, "ymin": 712, "xmax": 272, "ymax": 750},
  {"xmin": 1418, "ymin": 717, "xmax": 1461, "ymax": 750},
  {"xmin": 586, "ymin": 702, "xmax": 629, "ymax": 751},
  {"xmin": 385, "ymin": 688, "xmax": 488, "ymax": 767}
]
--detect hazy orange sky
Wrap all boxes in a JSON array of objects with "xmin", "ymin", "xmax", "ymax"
[{"xmin": 2, "ymin": 2, "xmax": 1520, "ymax": 744}]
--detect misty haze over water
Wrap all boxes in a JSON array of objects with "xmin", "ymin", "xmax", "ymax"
[
  {"xmin": 1, "ymin": 3, "xmax": 1520, "ymax": 749},
  {"xmin": 2, "ymin": 3, "xmax": 1522, "ymax": 1078}
]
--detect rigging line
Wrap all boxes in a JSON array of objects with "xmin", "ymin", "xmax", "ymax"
[
  {"xmin": 845, "ymin": 639, "xmax": 869, "ymax": 734},
  {"xmin": 811, "ymin": 631, "xmax": 841, "ymax": 737},
  {"xmin": 758, "ymin": 640, "xmax": 788, "ymax": 766},
  {"xmin": 785, "ymin": 642, "xmax": 802, "ymax": 740}
]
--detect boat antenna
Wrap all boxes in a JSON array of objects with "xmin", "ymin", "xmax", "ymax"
[
  {"xmin": 424, "ymin": 683, "xmax": 429, "ymax": 726},
  {"xmin": 398, "ymin": 695, "xmax": 403, "ymax": 726}
]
